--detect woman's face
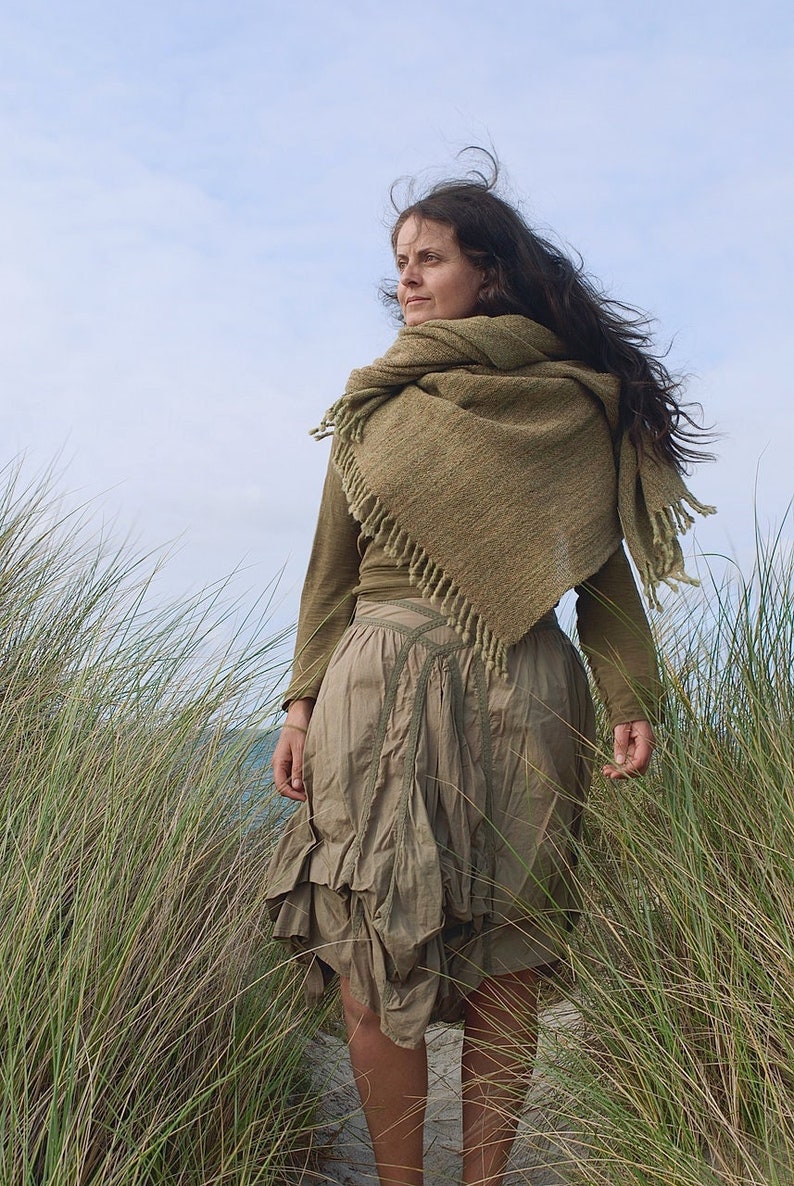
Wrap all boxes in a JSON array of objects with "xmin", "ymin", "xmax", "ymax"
[{"xmin": 395, "ymin": 216, "xmax": 485, "ymax": 326}]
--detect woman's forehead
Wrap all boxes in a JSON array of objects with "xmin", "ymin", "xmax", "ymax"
[{"xmin": 394, "ymin": 216, "xmax": 456, "ymax": 254}]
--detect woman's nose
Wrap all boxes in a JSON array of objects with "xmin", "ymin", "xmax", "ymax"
[{"xmin": 399, "ymin": 261, "xmax": 420, "ymax": 285}]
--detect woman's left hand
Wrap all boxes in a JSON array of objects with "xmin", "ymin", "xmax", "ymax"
[{"xmin": 602, "ymin": 719, "xmax": 655, "ymax": 779}]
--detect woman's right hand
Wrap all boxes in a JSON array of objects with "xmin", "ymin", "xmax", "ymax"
[{"xmin": 272, "ymin": 698, "xmax": 315, "ymax": 802}]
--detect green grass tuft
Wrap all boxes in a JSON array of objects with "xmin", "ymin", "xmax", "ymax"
[
  {"xmin": 0, "ymin": 464, "xmax": 315, "ymax": 1185},
  {"xmin": 539, "ymin": 527, "xmax": 794, "ymax": 1185}
]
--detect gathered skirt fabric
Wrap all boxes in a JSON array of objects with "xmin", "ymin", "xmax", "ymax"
[{"xmin": 265, "ymin": 598, "xmax": 595, "ymax": 1049}]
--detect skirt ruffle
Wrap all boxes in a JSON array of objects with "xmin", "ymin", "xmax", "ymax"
[{"xmin": 265, "ymin": 598, "xmax": 595, "ymax": 1049}]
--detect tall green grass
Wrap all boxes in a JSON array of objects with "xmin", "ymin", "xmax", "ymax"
[
  {"xmin": 13, "ymin": 453, "xmax": 790, "ymax": 1185},
  {"xmin": 540, "ymin": 531, "xmax": 794, "ymax": 1184},
  {"xmin": 0, "ymin": 465, "xmax": 315, "ymax": 1185}
]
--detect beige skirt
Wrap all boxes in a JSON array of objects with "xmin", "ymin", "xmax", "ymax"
[{"xmin": 266, "ymin": 598, "xmax": 595, "ymax": 1049}]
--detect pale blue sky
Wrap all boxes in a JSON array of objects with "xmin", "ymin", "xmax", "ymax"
[{"xmin": 1, "ymin": 0, "xmax": 792, "ymax": 657}]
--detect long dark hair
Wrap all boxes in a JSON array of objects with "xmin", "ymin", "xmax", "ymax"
[{"xmin": 383, "ymin": 157, "xmax": 711, "ymax": 473}]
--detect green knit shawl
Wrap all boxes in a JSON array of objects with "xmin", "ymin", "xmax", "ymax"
[{"xmin": 313, "ymin": 315, "xmax": 714, "ymax": 674}]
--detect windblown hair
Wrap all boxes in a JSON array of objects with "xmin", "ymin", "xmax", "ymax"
[{"xmin": 383, "ymin": 156, "xmax": 711, "ymax": 473}]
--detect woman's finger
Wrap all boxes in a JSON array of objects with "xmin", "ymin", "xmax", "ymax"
[
  {"xmin": 272, "ymin": 729, "xmax": 307, "ymax": 801},
  {"xmin": 602, "ymin": 719, "xmax": 655, "ymax": 779}
]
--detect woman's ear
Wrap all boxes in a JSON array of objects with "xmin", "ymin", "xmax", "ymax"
[{"xmin": 477, "ymin": 268, "xmax": 495, "ymax": 309}]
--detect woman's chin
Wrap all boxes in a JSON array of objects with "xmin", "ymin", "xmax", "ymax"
[{"xmin": 403, "ymin": 304, "xmax": 432, "ymax": 326}]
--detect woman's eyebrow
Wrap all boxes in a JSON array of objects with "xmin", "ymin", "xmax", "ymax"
[{"xmin": 396, "ymin": 245, "xmax": 445, "ymax": 260}]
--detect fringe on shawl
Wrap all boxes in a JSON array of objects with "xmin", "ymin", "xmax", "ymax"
[
  {"xmin": 333, "ymin": 441, "xmax": 511, "ymax": 677},
  {"xmin": 334, "ymin": 431, "xmax": 715, "ymax": 668},
  {"xmin": 638, "ymin": 493, "xmax": 717, "ymax": 610},
  {"xmin": 312, "ymin": 399, "xmax": 376, "ymax": 445}
]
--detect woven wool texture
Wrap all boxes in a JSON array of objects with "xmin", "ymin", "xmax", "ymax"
[{"xmin": 313, "ymin": 316, "xmax": 714, "ymax": 674}]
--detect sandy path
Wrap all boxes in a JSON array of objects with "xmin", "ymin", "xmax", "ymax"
[{"xmin": 299, "ymin": 1003, "xmax": 583, "ymax": 1186}]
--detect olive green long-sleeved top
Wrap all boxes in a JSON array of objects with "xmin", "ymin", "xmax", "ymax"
[{"xmin": 284, "ymin": 461, "xmax": 660, "ymax": 726}]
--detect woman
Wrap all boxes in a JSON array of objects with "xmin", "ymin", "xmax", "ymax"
[{"xmin": 266, "ymin": 166, "xmax": 713, "ymax": 1186}]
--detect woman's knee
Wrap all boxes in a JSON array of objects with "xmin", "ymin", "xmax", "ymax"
[
  {"xmin": 340, "ymin": 977, "xmax": 381, "ymax": 1033},
  {"xmin": 464, "ymin": 967, "xmax": 540, "ymax": 1032}
]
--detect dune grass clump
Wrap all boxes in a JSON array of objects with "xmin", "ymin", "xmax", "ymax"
[
  {"xmin": 0, "ymin": 466, "xmax": 314, "ymax": 1184},
  {"xmin": 538, "ymin": 535, "xmax": 794, "ymax": 1185}
]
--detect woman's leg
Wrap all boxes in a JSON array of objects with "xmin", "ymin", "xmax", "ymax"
[
  {"xmin": 461, "ymin": 967, "xmax": 540, "ymax": 1186},
  {"xmin": 340, "ymin": 976, "xmax": 427, "ymax": 1186}
]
